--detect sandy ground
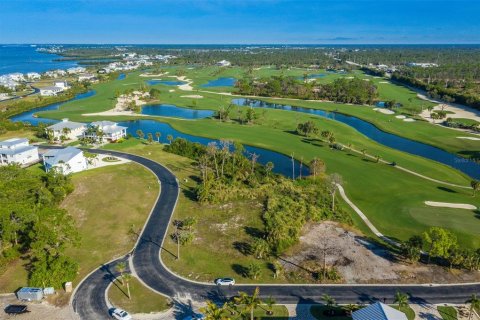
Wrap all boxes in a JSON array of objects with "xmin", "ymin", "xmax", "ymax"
[
  {"xmin": 379, "ymin": 81, "xmax": 390, "ymax": 84},
  {"xmin": 180, "ymin": 95, "xmax": 203, "ymax": 99},
  {"xmin": 411, "ymin": 304, "xmax": 442, "ymax": 320},
  {"xmin": 373, "ymin": 107, "xmax": 395, "ymax": 115},
  {"xmin": 284, "ymin": 221, "xmax": 480, "ymax": 284},
  {"xmin": 457, "ymin": 136, "xmax": 480, "ymax": 141},
  {"xmin": 396, "ymin": 115, "xmax": 406, "ymax": 119},
  {"xmin": 86, "ymin": 154, "xmax": 131, "ymax": 170},
  {"xmin": 0, "ymin": 294, "xmax": 74, "ymax": 320},
  {"xmin": 83, "ymin": 91, "xmax": 149, "ymax": 117},
  {"xmin": 417, "ymin": 93, "xmax": 480, "ymax": 123},
  {"xmin": 404, "ymin": 118, "xmax": 416, "ymax": 122},
  {"xmin": 425, "ymin": 201, "xmax": 477, "ymax": 210},
  {"xmin": 167, "ymin": 76, "xmax": 193, "ymax": 91}
]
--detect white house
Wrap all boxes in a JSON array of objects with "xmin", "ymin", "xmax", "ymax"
[
  {"xmin": 46, "ymin": 118, "xmax": 87, "ymax": 141},
  {"xmin": 26, "ymin": 72, "xmax": 41, "ymax": 80},
  {"xmin": 54, "ymin": 80, "xmax": 69, "ymax": 89},
  {"xmin": 216, "ymin": 60, "xmax": 231, "ymax": 67},
  {"xmin": 84, "ymin": 121, "xmax": 127, "ymax": 142},
  {"xmin": 352, "ymin": 302, "xmax": 407, "ymax": 320},
  {"xmin": 40, "ymin": 86, "xmax": 64, "ymax": 96},
  {"xmin": 42, "ymin": 147, "xmax": 87, "ymax": 174},
  {"xmin": 8, "ymin": 73, "xmax": 25, "ymax": 82},
  {"xmin": 0, "ymin": 138, "xmax": 39, "ymax": 166},
  {"xmin": 67, "ymin": 66, "xmax": 86, "ymax": 74},
  {"xmin": 78, "ymin": 73, "xmax": 96, "ymax": 82}
]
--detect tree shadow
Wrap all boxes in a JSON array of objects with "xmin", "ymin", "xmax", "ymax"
[
  {"xmin": 233, "ymin": 241, "xmax": 251, "ymax": 256},
  {"xmin": 181, "ymin": 187, "xmax": 197, "ymax": 202},
  {"xmin": 437, "ymin": 186, "xmax": 457, "ymax": 193},
  {"xmin": 474, "ymin": 210, "xmax": 480, "ymax": 220},
  {"xmin": 231, "ymin": 263, "xmax": 248, "ymax": 277},
  {"xmin": 244, "ymin": 226, "xmax": 265, "ymax": 238}
]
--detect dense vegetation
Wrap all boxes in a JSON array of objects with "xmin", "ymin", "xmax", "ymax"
[
  {"xmin": 0, "ymin": 165, "xmax": 78, "ymax": 288},
  {"xmin": 235, "ymin": 76, "xmax": 378, "ymax": 104},
  {"xmin": 164, "ymin": 138, "xmax": 350, "ymax": 255}
]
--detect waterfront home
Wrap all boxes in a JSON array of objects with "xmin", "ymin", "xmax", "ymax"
[
  {"xmin": 0, "ymin": 76, "xmax": 18, "ymax": 90},
  {"xmin": 84, "ymin": 121, "xmax": 127, "ymax": 142},
  {"xmin": 46, "ymin": 118, "xmax": 87, "ymax": 141},
  {"xmin": 8, "ymin": 72, "xmax": 25, "ymax": 82},
  {"xmin": 42, "ymin": 146, "xmax": 87, "ymax": 174},
  {"xmin": 216, "ymin": 60, "xmax": 231, "ymax": 67},
  {"xmin": 78, "ymin": 73, "xmax": 96, "ymax": 82},
  {"xmin": 352, "ymin": 302, "xmax": 407, "ymax": 320},
  {"xmin": 67, "ymin": 66, "xmax": 86, "ymax": 74},
  {"xmin": 40, "ymin": 86, "xmax": 64, "ymax": 96},
  {"xmin": 45, "ymin": 69, "xmax": 67, "ymax": 78},
  {"xmin": 26, "ymin": 72, "xmax": 41, "ymax": 80},
  {"xmin": 0, "ymin": 138, "xmax": 39, "ymax": 166}
]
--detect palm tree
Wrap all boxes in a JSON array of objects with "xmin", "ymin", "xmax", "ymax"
[
  {"xmin": 343, "ymin": 304, "xmax": 357, "ymax": 316},
  {"xmin": 61, "ymin": 127, "xmax": 71, "ymax": 140},
  {"xmin": 115, "ymin": 262, "xmax": 126, "ymax": 286},
  {"xmin": 321, "ymin": 293, "xmax": 336, "ymax": 307},
  {"xmin": 136, "ymin": 129, "xmax": 144, "ymax": 140},
  {"xmin": 264, "ymin": 296, "xmax": 276, "ymax": 315},
  {"xmin": 200, "ymin": 301, "xmax": 227, "ymax": 320},
  {"xmin": 235, "ymin": 287, "xmax": 262, "ymax": 320},
  {"xmin": 471, "ymin": 180, "xmax": 480, "ymax": 197},
  {"xmin": 122, "ymin": 273, "xmax": 132, "ymax": 299},
  {"xmin": 155, "ymin": 131, "xmax": 161, "ymax": 143},
  {"xmin": 147, "ymin": 133, "xmax": 153, "ymax": 144},
  {"xmin": 167, "ymin": 134, "xmax": 173, "ymax": 145},
  {"xmin": 467, "ymin": 293, "xmax": 480, "ymax": 320},
  {"xmin": 394, "ymin": 291, "xmax": 409, "ymax": 312},
  {"xmin": 328, "ymin": 174, "xmax": 342, "ymax": 211}
]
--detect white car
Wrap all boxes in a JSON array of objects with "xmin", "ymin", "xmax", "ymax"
[
  {"xmin": 111, "ymin": 308, "xmax": 132, "ymax": 320},
  {"xmin": 214, "ymin": 278, "xmax": 235, "ymax": 286}
]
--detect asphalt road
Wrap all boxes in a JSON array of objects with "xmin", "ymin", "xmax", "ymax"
[{"xmin": 67, "ymin": 148, "xmax": 480, "ymax": 320}]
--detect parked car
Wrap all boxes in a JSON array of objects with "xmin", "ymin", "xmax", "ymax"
[
  {"xmin": 183, "ymin": 313, "xmax": 205, "ymax": 320},
  {"xmin": 110, "ymin": 308, "xmax": 132, "ymax": 320},
  {"xmin": 214, "ymin": 278, "xmax": 235, "ymax": 286},
  {"xmin": 4, "ymin": 304, "xmax": 29, "ymax": 315}
]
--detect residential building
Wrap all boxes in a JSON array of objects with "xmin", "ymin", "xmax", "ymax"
[
  {"xmin": 40, "ymin": 86, "xmax": 64, "ymax": 96},
  {"xmin": 46, "ymin": 118, "xmax": 87, "ymax": 141},
  {"xmin": 406, "ymin": 62, "xmax": 439, "ymax": 68},
  {"xmin": 67, "ymin": 66, "xmax": 86, "ymax": 74},
  {"xmin": 78, "ymin": 73, "xmax": 96, "ymax": 82},
  {"xmin": 352, "ymin": 302, "xmax": 407, "ymax": 320},
  {"xmin": 84, "ymin": 121, "xmax": 128, "ymax": 142},
  {"xmin": 0, "ymin": 138, "xmax": 39, "ymax": 166},
  {"xmin": 26, "ymin": 72, "xmax": 41, "ymax": 80},
  {"xmin": 8, "ymin": 73, "xmax": 25, "ymax": 82},
  {"xmin": 216, "ymin": 60, "xmax": 231, "ymax": 67},
  {"xmin": 54, "ymin": 80, "xmax": 69, "ymax": 89},
  {"xmin": 42, "ymin": 147, "xmax": 87, "ymax": 174}
]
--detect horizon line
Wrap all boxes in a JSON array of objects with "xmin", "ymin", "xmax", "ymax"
[{"xmin": 2, "ymin": 43, "xmax": 480, "ymax": 46}]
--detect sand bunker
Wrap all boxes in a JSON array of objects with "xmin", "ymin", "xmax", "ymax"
[
  {"xmin": 403, "ymin": 118, "xmax": 415, "ymax": 122},
  {"xmin": 425, "ymin": 201, "xmax": 477, "ymax": 210},
  {"xmin": 139, "ymin": 72, "xmax": 168, "ymax": 77},
  {"xmin": 395, "ymin": 115, "xmax": 406, "ymax": 119},
  {"xmin": 457, "ymin": 136, "xmax": 480, "ymax": 141},
  {"xmin": 169, "ymin": 89, "xmax": 175, "ymax": 92},
  {"xmin": 373, "ymin": 108, "xmax": 395, "ymax": 115},
  {"xmin": 181, "ymin": 95, "xmax": 204, "ymax": 99},
  {"xmin": 379, "ymin": 81, "xmax": 390, "ymax": 84}
]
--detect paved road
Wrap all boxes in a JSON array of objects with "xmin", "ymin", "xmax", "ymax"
[{"xmin": 67, "ymin": 148, "xmax": 480, "ymax": 320}]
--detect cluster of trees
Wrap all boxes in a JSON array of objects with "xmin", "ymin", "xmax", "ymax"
[
  {"xmin": 164, "ymin": 138, "xmax": 349, "ymax": 256},
  {"xmin": 214, "ymin": 104, "xmax": 261, "ymax": 125},
  {"xmin": 235, "ymin": 76, "xmax": 378, "ymax": 105},
  {"xmin": 401, "ymin": 227, "xmax": 480, "ymax": 271},
  {"xmin": 0, "ymin": 165, "xmax": 79, "ymax": 288},
  {"xmin": 444, "ymin": 118, "xmax": 480, "ymax": 132},
  {"xmin": 201, "ymin": 287, "xmax": 277, "ymax": 320}
]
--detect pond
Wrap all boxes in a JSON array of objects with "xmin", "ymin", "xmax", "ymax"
[
  {"xmin": 231, "ymin": 98, "xmax": 480, "ymax": 179},
  {"xmin": 116, "ymin": 73, "xmax": 126, "ymax": 80},
  {"xmin": 145, "ymin": 79, "xmax": 187, "ymax": 86},
  {"xmin": 118, "ymin": 120, "xmax": 309, "ymax": 178},
  {"xmin": 141, "ymin": 104, "xmax": 214, "ymax": 119},
  {"xmin": 9, "ymin": 90, "xmax": 96, "ymax": 126},
  {"xmin": 200, "ymin": 77, "xmax": 237, "ymax": 87}
]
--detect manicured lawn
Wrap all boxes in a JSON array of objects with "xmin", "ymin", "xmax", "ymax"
[
  {"xmin": 108, "ymin": 277, "xmax": 171, "ymax": 314},
  {"xmin": 392, "ymin": 305, "xmax": 416, "ymax": 320},
  {"xmin": 231, "ymin": 305, "xmax": 289, "ymax": 319},
  {"xmin": 437, "ymin": 306, "xmax": 458, "ymax": 320}
]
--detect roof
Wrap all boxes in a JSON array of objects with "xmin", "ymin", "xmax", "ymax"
[
  {"xmin": 352, "ymin": 302, "xmax": 408, "ymax": 320},
  {"xmin": 47, "ymin": 120, "xmax": 86, "ymax": 131},
  {"xmin": 43, "ymin": 147, "xmax": 83, "ymax": 165},
  {"xmin": 0, "ymin": 145, "xmax": 37, "ymax": 155},
  {"xmin": 0, "ymin": 138, "xmax": 29, "ymax": 147},
  {"xmin": 91, "ymin": 121, "xmax": 127, "ymax": 134},
  {"xmin": 40, "ymin": 86, "xmax": 63, "ymax": 91}
]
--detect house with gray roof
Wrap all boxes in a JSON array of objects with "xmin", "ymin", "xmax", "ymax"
[
  {"xmin": 42, "ymin": 147, "xmax": 87, "ymax": 174},
  {"xmin": 0, "ymin": 138, "xmax": 39, "ymax": 166},
  {"xmin": 352, "ymin": 302, "xmax": 407, "ymax": 320},
  {"xmin": 46, "ymin": 118, "xmax": 87, "ymax": 141},
  {"xmin": 84, "ymin": 121, "xmax": 127, "ymax": 142}
]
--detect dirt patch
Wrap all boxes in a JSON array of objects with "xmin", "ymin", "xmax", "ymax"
[
  {"xmin": 0, "ymin": 294, "xmax": 74, "ymax": 320},
  {"xmin": 283, "ymin": 221, "xmax": 480, "ymax": 284}
]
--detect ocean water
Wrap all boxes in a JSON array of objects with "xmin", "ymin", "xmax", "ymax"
[{"xmin": 0, "ymin": 45, "xmax": 78, "ymax": 76}]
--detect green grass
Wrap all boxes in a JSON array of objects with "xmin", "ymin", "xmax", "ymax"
[
  {"xmin": 29, "ymin": 67, "xmax": 480, "ymax": 247},
  {"xmin": 231, "ymin": 305, "xmax": 289, "ymax": 319},
  {"xmin": 437, "ymin": 306, "xmax": 458, "ymax": 320},
  {"xmin": 0, "ymin": 163, "xmax": 159, "ymax": 292},
  {"xmin": 393, "ymin": 305, "xmax": 416, "ymax": 320},
  {"xmin": 451, "ymin": 118, "xmax": 480, "ymax": 126},
  {"xmin": 108, "ymin": 277, "xmax": 171, "ymax": 314}
]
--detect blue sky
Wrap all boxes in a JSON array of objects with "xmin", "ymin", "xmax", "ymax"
[{"xmin": 0, "ymin": 0, "xmax": 479, "ymax": 44}]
